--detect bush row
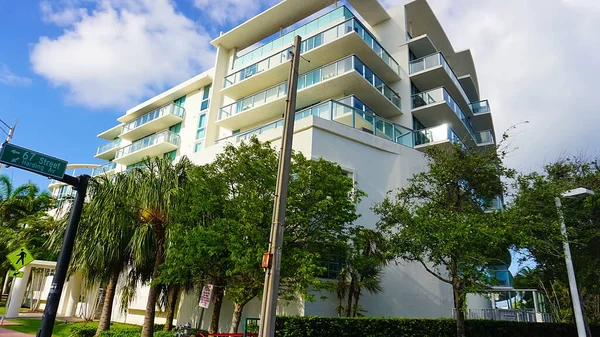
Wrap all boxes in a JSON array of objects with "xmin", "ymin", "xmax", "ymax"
[
  {"xmin": 274, "ymin": 316, "xmax": 600, "ymax": 337},
  {"xmin": 70, "ymin": 324, "xmax": 174, "ymax": 337}
]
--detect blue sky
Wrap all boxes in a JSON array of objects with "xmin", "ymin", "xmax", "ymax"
[{"xmin": 2, "ymin": 0, "xmax": 600, "ymax": 201}]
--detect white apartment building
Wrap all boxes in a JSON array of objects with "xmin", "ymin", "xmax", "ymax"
[{"xmin": 48, "ymin": 0, "xmax": 498, "ymax": 331}]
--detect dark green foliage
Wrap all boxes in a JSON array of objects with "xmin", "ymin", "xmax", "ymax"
[
  {"xmin": 274, "ymin": 316, "xmax": 600, "ymax": 337},
  {"xmin": 93, "ymin": 325, "xmax": 176, "ymax": 337},
  {"xmin": 69, "ymin": 325, "xmax": 96, "ymax": 337}
]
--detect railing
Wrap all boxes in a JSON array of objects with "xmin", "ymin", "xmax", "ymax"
[
  {"xmin": 489, "ymin": 269, "xmax": 514, "ymax": 287},
  {"xmin": 409, "ymin": 52, "xmax": 471, "ymax": 107},
  {"xmin": 220, "ymin": 55, "xmax": 402, "ymax": 120},
  {"xmin": 91, "ymin": 162, "xmax": 117, "ymax": 176},
  {"xmin": 224, "ymin": 13, "xmax": 400, "ymax": 88},
  {"xmin": 115, "ymin": 130, "xmax": 180, "ymax": 159},
  {"xmin": 414, "ymin": 124, "xmax": 463, "ymax": 147},
  {"xmin": 454, "ymin": 309, "xmax": 549, "ymax": 322},
  {"xmin": 475, "ymin": 130, "xmax": 494, "ymax": 145},
  {"xmin": 411, "ymin": 87, "xmax": 476, "ymax": 137},
  {"xmin": 232, "ymin": 6, "xmax": 353, "ymax": 70},
  {"xmin": 216, "ymin": 97, "xmax": 413, "ymax": 148},
  {"xmin": 96, "ymin": 138, "xmax": 121, "ymax": 155},
  {"xmin": 470, "ymin": 100, "xmax": 490, "ymax": 114},
  {"xmin": 121, "ymin": 103, "xmax": 185, "ymax": 134}
]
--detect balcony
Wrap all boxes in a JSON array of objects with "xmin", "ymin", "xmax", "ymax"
[
  {"xmin": 95, "ymin": 138, "xmax": 121, "ymax": 160},
  {"xmin": 114, "ymin": 130, "xmax": 180, "ymax": 166},
  {"xmin": 414, "ymin": 124, "xmax": 463, "ymax": 150},
  {"xmin": 409, "ymin": 52, "xmax": 472, "ymax": 111},
  {"xmin": 119, "ymin": 103, "xmax": 184, "ymax": 141},
  {"xmin": 91, "ymin": 162, "xmax": 118, "ymax": 177},
  {"xmin": 218, "ymin": 55, "xmax": 402, "ymax": 130},
  {"xmin": 475, "ymin": 130, "xmax": 495, "ymax": 147},
  {"xmin": 222, "ymin": 7, "xmax": 401, "ymax": 99},
  {"xmin": 411, "ymin": 87, "xmax": 476, "ymax": 141},
  {"xmin": 216, "ymin": 96, "xmax": 413, "ymax": 148},
  {"xmin": 470, "ymin": 100, "xmax": 494, "ymax": 132}
]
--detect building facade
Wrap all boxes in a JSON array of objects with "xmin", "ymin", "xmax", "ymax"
[{"xmin": 58, "ymin": 0, "xmax": 498, "ymax": 331}]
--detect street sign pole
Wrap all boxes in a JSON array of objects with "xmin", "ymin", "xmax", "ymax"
[{"xmin": 36, "ymin": 174, "xmax": 89, "ymax": 337}]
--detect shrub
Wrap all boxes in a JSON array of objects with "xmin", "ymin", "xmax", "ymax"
[
  {"xmin": 274, "ymin": 316, "xmax": 600, "ymax": 337},
  {"xmin": 69, "ymin": 325, "xmax": 96, "ymax": 337}
]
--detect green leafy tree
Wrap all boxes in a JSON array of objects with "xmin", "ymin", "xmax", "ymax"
[
  {"xmin": 373, "ymin": 143, "xmax": 513, "ymax": 337},
  {"xmin": 510, "ymin": 157, "xmax": 600, "ymax": 324}
]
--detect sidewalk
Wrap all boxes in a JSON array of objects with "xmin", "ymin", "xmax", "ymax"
[{"xmin": 0, "ymin": 327, "xmax": 34, "ymax": 337}]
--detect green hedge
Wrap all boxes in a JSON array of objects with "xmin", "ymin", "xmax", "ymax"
[
  {"xmin": 275, "ymin": 316, "xmax": 600, "ymax": 337},
  {"xmin": 70, "ymin": 324, "xmax": 176, "ymax": 337}
]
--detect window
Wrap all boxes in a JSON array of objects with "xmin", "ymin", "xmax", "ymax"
[
  {"xmin": 194, "ymin": 141, "xmax": 203, "ymax": 153},
  {"xmin": 164, "ymin": 150, "xmax": 176, "ymax": 162},
  {"xmin": 196, "ymin": 113, "xmax": 207, "ymax": 140},
  {"xmin": 201, "ymin": 84, "xmax": 211, "ymax": 111},
  {"xmin": 170, "ymin": 123, "xmax": 181, "ymax": 134}
]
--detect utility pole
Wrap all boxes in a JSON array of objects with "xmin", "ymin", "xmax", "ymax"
[
  {"xmin": 258, "ymin": 35, "xmax": 301, "ymax": 337},
  {"xmin": 0, "ymin": 119, "xmax": 17, "ymax": 173}
]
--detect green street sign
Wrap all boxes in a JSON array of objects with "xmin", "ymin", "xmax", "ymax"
[
  {"xmin": 9, "ymin": 270, "xmax": 24, "ymax": 278},
  {"xmin": 0, "ymin": 143, "xmax": 67, "ymax": 179},
  {"xmin": 6, "ymin": 246, "xmax": 34, "ymax": 271}
]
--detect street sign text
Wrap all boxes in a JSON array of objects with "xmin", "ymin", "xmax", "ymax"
[{"xmin": 0, "ymin": 143, "xmax": 67, "ymax": 179}]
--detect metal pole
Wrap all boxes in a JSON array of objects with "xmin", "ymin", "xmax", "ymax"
[
  {"xmin": 36, "ymin": 175, "xmax": 89, "ymax": 337},
  {"xmin": 0, "ymin": 120, "xmax": 17, "ymax": 173},
  {"xmin": 258, "ymin": 35, "xmax": 301, "ymax": 337},
  {"xmin": 555, "ymin": 197, "xmax": 589, "ymax": 337}
]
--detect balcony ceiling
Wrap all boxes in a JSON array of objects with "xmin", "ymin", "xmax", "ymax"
[
  {"xmin": 404, "ymin": 34, "xmax": 437, "ymax": 59},
  {"xmin": 471, "ymin": 113, "xmax": 495, "ymax": 136},
  {"xmin": 211, "ymin": 0, "xmax": 336, "ymax": 50},
  {"xmin": 412, "ymin": 102, "xmax": 470, "ymax": 140},
  {"xmin": 410, "ymin": 67, "xmax": 471, "ymax": 115},
  {"xmin": 346, "ymin": 0, "xmax": 390, "ymax": 26},
  {"xmin": 97, "ymin": 124, "xmax": 122, "ymax": 140},
  {"xmin": 458, "ymin": 74, "xmax": 480, "ymax": 102},
  {"xmin": 119, "ymin": 114, "xmax": 184, "ymax": 141},
  {"xmin": 95, "ymin": 148, "xmax": 118, "ymax": 160}
]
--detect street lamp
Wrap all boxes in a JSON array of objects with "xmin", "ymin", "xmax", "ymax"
[{"xmin": 555, "ymin": 187, "xmax": 594, "ymax": 337}]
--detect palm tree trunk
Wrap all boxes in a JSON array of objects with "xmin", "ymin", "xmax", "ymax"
[
  {"xmin": 95, "ymin": 272, "xmax": 119, "ymax": 337},
  {"xmin": 141, "ymin": 225, "xmax": 166, "ymax": 337},
  {"xmin": 345, "ymin": 276, "xmax": 355, "ymax": 317},
  {"xmin": 209, "ymin": 285, "xmax": 225, "ymax": 334},
  {"xmin": 164, "ymin": 284, "xmax": 181, "ymax": 331},
  {"xmin": 453, "ymin": 281, "xmax": 466, "ymax": 337},
  {"xmin": 352, "ymin": 285, "xmax": 362, "ymax": 317}
]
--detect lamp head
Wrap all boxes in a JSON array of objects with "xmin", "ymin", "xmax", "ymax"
[{"xmin": 561, "ymin": 188, "xmax": 594, "ymax": 199}]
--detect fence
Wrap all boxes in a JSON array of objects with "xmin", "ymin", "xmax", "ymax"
[{"xmin": 453, "ymin": 308, "xmax": 553, "ymax": 323}]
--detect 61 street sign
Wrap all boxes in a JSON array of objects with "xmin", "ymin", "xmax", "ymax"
[{"xmin": 0, "ymin": 143, "xmax": 67, "ymax": 179}]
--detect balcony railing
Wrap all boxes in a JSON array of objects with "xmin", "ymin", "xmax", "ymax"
[
  {"xmin": 224, "ymin": 11, "xmax": 399, "ymax": 88},
  {"xmin": 414, "ymin": 124, "xmax": 463, "ymax": 147},
  {"xmin": 220, "ymin": 55, "xmax": 402, "ymax": 121},
  {"xmin": 91, "ymin": 162, "xmax": 117, "ymax": 176},
  {"xmin": 454, "ymin": 309, "xmax": 549, "ymax": 323},
  {"xmin": 232, "ymin": 6, "xmax": 354, "ymax": 70},
  {"xmin": 216, "ymin": 97, "xmax": 413, "ymax": 148},
  {"xmin": 475, "ymin": 130, "xmax": 494, "ymax": 145},
  {"xmin": 96, "ymin": 138, "xmax": 121, "ymax": 155},
  {"xmin": 409, "ymin": 52, "xmax": 471, "ymax": 107},
  {"xmin": 470, "ymin": 100, "xmax": 490, "ymax": 114},
  {"xmin": 121, "ymin": 103, "xmax": 185, "ymax": 134},
  {"xmin": 412, "ymin": 87, "xmax": 476, "ymax": 136},
  {"xmin": 115, "ymin": 130, "xmax": 180, "ymax": 159}
]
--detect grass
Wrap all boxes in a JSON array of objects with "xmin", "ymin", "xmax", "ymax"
[{"xmin": 1, "ymin": 319, "xmax": 132, "ymax": 337}]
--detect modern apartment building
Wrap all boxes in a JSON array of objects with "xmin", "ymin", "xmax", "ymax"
[{"xmin": 63, "ymin": 0, "xmax": 499, "ymax": 330}]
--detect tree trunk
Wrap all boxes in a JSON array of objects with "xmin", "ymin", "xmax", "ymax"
[
  {"xmin": 141, "ymin": 226, "xmax": 166, "ymax": 337},
  {"xmin": 453, "ymin": 281, "xmax": 466, "ymax": 337},
  {"xmin": 95, "ymin": 272, "xmax": 119, "ymax": 337},
  {"xmin": 164, "ymin": 284, "xmax": 181, "ymax": 331},
  {"xmin": 209, "ymin": 285, "xmax": 225, "ymax": 334},
  {"xmin": 352, "ymin": 285, "xmax": 362, "ymax": 317},
  {"xmin": 229, "ymin": 302, "xmax": 246, "ymax": 333},
  {"xmin": 345, "ymin": 276, "xmax": 355, "ymax": 317}
]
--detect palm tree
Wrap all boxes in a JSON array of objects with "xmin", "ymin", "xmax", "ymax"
[{"xmin": 124, "ymin": 157, "xmax": 192, "ymax": 337}]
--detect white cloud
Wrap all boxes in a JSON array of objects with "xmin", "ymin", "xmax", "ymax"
[
  {"xmin": 31, "ymin": 0, "xmax": 215, "ymax": 109},
  {"xmin": 382, "ymin": 0, "xmax": 600, "ymax": 172},
  {"xmin": 40, "ymin": 0, "xmax": 88, "ymax": 26},
  {"xmin": 0, "ymin": 63, "xmax": 32, "ymax": 86},
  {"xmin": 193, "ymin": 0, "xmax": 279, "ymax": 26}
]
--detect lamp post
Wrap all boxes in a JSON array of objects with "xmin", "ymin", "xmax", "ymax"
[{"xmin": 555, "ymin": 187, "xmax": 594, "ymax": 337}]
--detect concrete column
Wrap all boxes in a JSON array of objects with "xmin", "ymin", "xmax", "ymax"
[
  {"xmin": 491, "ymin": 293, "xmax": 496, "ymax": 309},
  {"xmin": 533, "ymin": 290, "xmax": 540, "ymax": 313},
  {"xmin": 6, "ymin": 265, "xmax": 32, "ymax": 318},
  {"xmin": 58, "ymin": 272, "xmax": 82, "ymax": 317},
  {"xmin": 2, "ymin": 270, "xmax": 10, "ymax": 295}
]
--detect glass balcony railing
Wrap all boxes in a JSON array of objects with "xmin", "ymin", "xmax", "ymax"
[
  {"xmin": 409, "ymin": 52, "xmax": 471, "ymax": 107},
  {"xmin": 412, "ymin": 87, "xmax": 476, "ymax": 137},
  {"xmin": 224, "ymin": 11, "xmax": 400, "ymax": 88},
  {"xmin": 220, "ymin": 55, "xmax": 402, "ymax": 121},
  {"xmin": 232, "ymin": 6, "xmax": 354, "ymax": 70},
  {"xmin": 96, "ymin": 138, "xmax": 121, "ymax": 155},
  {"xmin": 414, "ymin": 124, "xmax": 463, "ymax": 147},
  {"xmin": 115, "ymin": 130, "xmax": 180, "ymax": 159},
  {"xmin": 489, "ymin": 268, "xmax": 513, "ymax": 287},
  {"xmin": 122, "ymin": 103, "xmax": 185, "ymax": 134},
  {"xmin": 91, "ymin": 162, "xmax": 117, "ymax": 176},
  {"xmin": 475, "ymin": 130, "xmax": 494, "ymax": 145},
  {"xmin": 216, "ymin": 96, "xmax": 413, "ymax": 148},
  {"xmin": 470, "ymin": 100, "xmax": 490, "ymax": 114}
]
